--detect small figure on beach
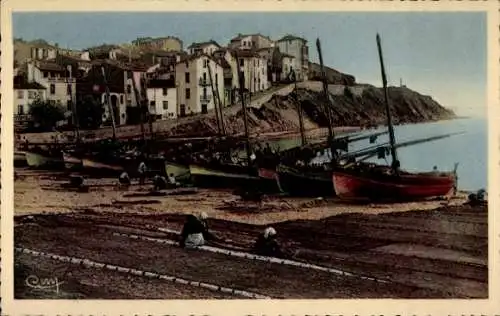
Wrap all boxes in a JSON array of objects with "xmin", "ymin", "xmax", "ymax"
[
  {"xmin": 167, "ymin": 173, "xmax": 179, "ymax": 188},
  {"xmin": 253, "ymin": 227, "xmax": 283, "ymax": 258},
  {"xmin": 180, "ymin": 212, "xmax": 217, "ymax": 249},
  {"xmin": 467, "ymin": 189, "xmax": 487, "ymax": 206},
  {"xmin": 152, "ymin": 174, "xmax": 168, "ymax": 191},
  {"xmin": 118, "ymin": 171, "xmax": 131, "ymax": 186},
  {"xmin": 137, "ymin": 159, "xmax": 147, "ymax": 185}
]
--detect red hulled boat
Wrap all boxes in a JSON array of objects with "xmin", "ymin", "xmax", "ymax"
[
  {"xmin": 332, "ymin": 34, "xmax": 458, "ymax": 202},
  {"xmin": 332, "ymin": 165, "xmax": 456, "ymax": 201}
]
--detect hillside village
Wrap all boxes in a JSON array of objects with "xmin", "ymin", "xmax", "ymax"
[{"xmin": 13, "ymin": 34, "xmax": 356, "ymax": 132}]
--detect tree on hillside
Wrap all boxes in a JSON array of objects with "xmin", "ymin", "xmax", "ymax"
[
  {"xmin": 28, "ymin": 99, "xmax": 66, "ymax": 132},
  {"xmin": 76, "ymin": 95, "xmax": 104, "ymax": 129}
]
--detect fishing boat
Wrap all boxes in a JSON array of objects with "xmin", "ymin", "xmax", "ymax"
[
  {"xmin": 332, "ymin": 34, "xmax": 457, "ymax": 202},
  {"xmin": 189, "ymin": 163, "xmax": 261, "ymax": 189},
  {"xmin": 276, "ymin": 164, "xmax": 332, "ymax": 197},
  {"xmin": 14, "ymin": 151, "xmax": 27, "ymax": 167},
  {"xmin": 165, "ymin": 161, "xmax": 191, "ymax": 183},
  {"xmin": 82, "ymin": 157, "xmax": 123, "ymax": 176},
  {"xmin": 63, "ymin": 151, "xmax": 83, "ymax": 170},
  {"xmin": 25, "ymin": 151, "xmax": 64, "ymax": 169}
]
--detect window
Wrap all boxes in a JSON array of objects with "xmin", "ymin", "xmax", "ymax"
[
  {"xmin": 17, "ymin": 90, "xmax": 24, "ymax": 99},
  {"xmin": 43, "ymin": 71, "xmax": 48, "ymax": 78},
  {"xmin": 185, "ymin": 72, "xmax": 190, "ymax": 83},
  {"xmin": 203, "ymin": 59, "xmax": 207, "ymax": 68},
  {"xmin": 50, "ymin": 84, "xmax": 55, "ymax": 95},
  {"xmin": 215, "ymin": 74, "xmax": 218, "ymax": 85},
  {"xmin": 17, "ymin": 105, "xmax": 24, "ymax": 115},
  {"xmin": 67, "ymin": 84, "xmax": 72, "ymax": 95},
  {"xmin": 28, "ymin": 91, "xmax": 36, "ymax": 99},
  {"xmin": 239, "ymin": 59, "xmax": 244, "ymax": 67},
  {"xmin": 150, "ymin": 101, "xmax": 156, "ymax": 106},
  {"xmin": 120, "ymin": 95, "xmax": 124, "ymax": 104},
  {"xmin": 203, "ymin": 87, "xmax": 207, "ymax": 98},
  {"xmin": 201, "ymin": 104, "xmax": 208, "ymax": 114},
  {"xmin": 186, "ymin": 88, "xmax": 190, "ymax": 99},
  {"xmin": 163, "ymin": 101, "xmax": 168, "ymax": 110},
  {"xmin": 127, "ymin": 84, "xmax": 132, "ymax": 94},
  {"xmin": 162, "ymin": 88, "xmax": 168, "ymax": 96},
  {"xmin": 203, "ymin": 72, "xmax": 207, "ymax": 81}
]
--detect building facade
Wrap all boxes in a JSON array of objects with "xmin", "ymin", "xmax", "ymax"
[
  {"xmin": 175, "ymin": 54, "xmax": 225, "ymax": 117},
  {"xmin": 14, "ymin": 76, "xmax": 47, "ymax": 116},
  {"xmin": 146, "ymin": 79, "xmax": 177, "ymax": 119},
  {"xmin": 26, "ymin": 61, "xmax": 76, "ymax": 112},
  {"xmin": 275, "ymin": 35, "xmax": 309, "ymax": 81},
  {"xmin": 187, "ymin": 41, "xmax": 221, "ymax": 56},
  {"xmin": 234, "ymin": 50, "xmax": 269, "ymax": 93},
  {"xmin": 132, "ymin": 36, "xmax": 183, "ymax": 52},
  {"xmin": 229, "ymin": 34, "xmax": 274, "ymax": 50}
]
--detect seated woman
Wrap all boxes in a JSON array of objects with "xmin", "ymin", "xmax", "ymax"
[
  {"xmin": 252, "ymin": 227, "xmax": 283, "ymax": 258},
  {"xmin": 180, "ymin": 212, "xmax": 217, "ymax": 249}
]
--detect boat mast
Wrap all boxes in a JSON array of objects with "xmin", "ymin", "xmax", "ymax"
[
  {"xmin": 292, "ymin": 69, "xmax": 306, "ymax": 146},
  {"xmin": 207, "ymin": 59, "xmax": 223, "ymax": 136},
  {"xmin": 376, "ymin": 33, "xmax": 400, "ymax": 174},
  {"xmin": 316, "ymin": 39, "xmax": 335, "ymax": 157},
  {"xmin": 234, "ymin": 51, "xmax": 252, "ymax": 168},
  {"xmin": 67, "ymin": 65, "xmax": 80, "ymax": 143},
  {"xmin": 101, "ymin": 65, "xmax": 117, "ymax": 141},
  {"xmin": 130, "ymin": 69, "xmax": 146, "ymax": 142}
]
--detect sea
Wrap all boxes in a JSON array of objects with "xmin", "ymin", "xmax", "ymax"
[{"xmin": 270, "ymin": 118, "xmax": 487, "ymax": 192}]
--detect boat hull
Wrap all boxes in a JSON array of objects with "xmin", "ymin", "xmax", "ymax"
[
  {"xmin": 332, "ymin": 169, "xmax": 456, "ymax": 201},
  {"xmin": 82, "ymin": 158, "xmax": 123, "ymax": 177},
  {"xmin": 14, "ymin": 151, "xmax": 27, "ymax": 167},
  {"xmin": 276, "ymin": 164, "xmax": 333, "ymax": 197},
  {"xmin": 165, "ymin": 161, "xmax": 191, "ymax": 183},
  {"xmin": 63, "ymin": 152, "xmax": 83, "ymax": 170},
  {"xmin": 257, "ymin": 167, "xmax": 283, "ymax": 194},
  {"xmin": 189, "ymin": 164, "xmax": 265, "ymax": 189},
  {"xmin": 25, "ymin": 152, "xmax": 64, "ymax": 169}
]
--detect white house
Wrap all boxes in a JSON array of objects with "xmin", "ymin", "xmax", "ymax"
[
  {"xmin": 26, "ymin": 60, "xmax": 76, "ymax": 113},
  {"xmin": 175, "ymin": 54, "xmax": 225, "ymax": 117},
  {"xmin": 275, "ymin": 35, "xmax": 309, "ymax": 81},
  {"xmin": 229, "ymin": 34, "xmax": 274, "ymax": 50},
  {"xmin": 14, "ymin": 76, "xmax": 47, "ymax": 116},
  {"xmin": 187, "ymin": 40, "xmax": 221, "ymax": 56},
  {"xmin": 233, "ymin": 49, "xmax": 269, "ymax": 93},
  {"xmin": 146, "ymin": 78, "xmax": 178, "ymax": 119}
]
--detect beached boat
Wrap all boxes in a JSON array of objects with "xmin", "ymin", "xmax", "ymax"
[
  {"xmin": 189, "ymin": 163, "xmax": 260, "ymax": 189},
  {"xmin": 14, "ymin": 151, "xmax": 27, "ymax": 167},
  {"xmin": 332, "ymin": 166, "xmax": 456, "ymax": 201},
  {"xmin": 332, "ymin": 34, "xmax": 457, "ymax": 202},
  {"xmin": 276, "ymin": 164, "xmax": 333, "ymax": 197},
  {"xmin": 165, "ymin": 161, "xmax": 191, "ymax": 183},
  {"xmin": 63, "ymin": 151, "xmax": 83, "ymax": 170},
  {"xmin": 82, "ymin": 157, "xmax": 123, "ymax": 176},
  {"xmin": 25, "ymin": 152, "xmax": 64, "ymax": 169}
]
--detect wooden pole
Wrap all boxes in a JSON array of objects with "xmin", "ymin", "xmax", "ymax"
[
  {"xmin": 376, "ymin": 33, "xmax": 399, "ymax": 174},
  {"xmin": 292, "ymin": 70, "xmax": 306, "ymax": 146},
  {"xmin": 207, "ymin": 61, "xmax": 222, "ymax": 135},
  {"xmin": 101, "ymin": 66, "xmax": 117, "ymax": 140},
  {"xmin": 316, "ymin": 39, "xmax": 335, "ymax": 156},
  {"xmin": 67, "ymin": 65, "xmax": 80, "ymax": 142},
  {"xmin": 234, "ymin": 51, "xmax": 252, "ymax": 168}
]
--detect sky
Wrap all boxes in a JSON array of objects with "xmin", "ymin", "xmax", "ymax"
[{"xmin": 13, "ymin": 12, "xmax": 487, "ymax": 117}]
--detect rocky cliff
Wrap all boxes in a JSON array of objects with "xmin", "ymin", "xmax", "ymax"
[{"xmin": 169, "ymin": 83, "xmax": 456, "ymax": 137}]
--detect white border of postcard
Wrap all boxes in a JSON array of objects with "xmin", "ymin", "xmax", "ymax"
[{"xmin": 1, "ymin": 0, "xmax": 499, "ymax": 315}]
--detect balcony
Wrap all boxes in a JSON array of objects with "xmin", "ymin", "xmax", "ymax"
[
  {"xmin": 15, "ymin": 114, "xmax": 33, "ymax": 122},
  {"xmin": 199, "ymin": 77, "xmax": 211, "ymax": 86},
  {"xmin": 46, "ymin": 77, "xmax": 76, "ymax": 83},
  {"xmin": 200, "ymin": 94, "xmax": 212, "ymax": 103}
]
